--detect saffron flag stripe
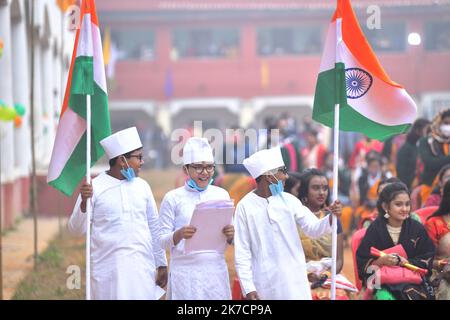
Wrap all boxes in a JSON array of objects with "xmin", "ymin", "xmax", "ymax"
[{"xmin": 313, "ymin": 0, "xmax": 416, "ymax": 141}]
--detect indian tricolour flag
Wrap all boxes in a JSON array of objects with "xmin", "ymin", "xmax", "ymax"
[
  {"xmin": 313, "ymin": 0, "xmax": 417, "ymax": 141},
  {"xmin": 48, "ymin": 0, "xmax": 111, "ymax": 196}
]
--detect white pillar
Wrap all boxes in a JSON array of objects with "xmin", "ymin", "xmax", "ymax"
[
  {"xmin": 239, "ymin": 100, "xmax": 255, "ymax": 129},
  {"xmin": 53, "ymin": 9, "xmax": 63, "ymax": 118},
  {"xmin": 41, "ymin": 38, "xmax": 54, "ymax": 165},
  {"xmin": 156, "ymin": 103, "xmax": 172, "ymax": 136},
  {"xmin": 33, "ymin": 35, "xmax": 44, "ymax": 166},
  {"xmin": 0, "ymin": 0, "xmax": 15, "ymax": 183},
  {"xmin": 53, "ymin": 44, "xmax": 62, "ymax": 127},
  {"xmin": 11, "ymin": 0, "xmax": 31, "ymax": 176}
]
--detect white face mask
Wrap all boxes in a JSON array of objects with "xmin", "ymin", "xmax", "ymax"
[{"xmin": 440, "ymin": 124, "xmax": 450, "ymax": 138}]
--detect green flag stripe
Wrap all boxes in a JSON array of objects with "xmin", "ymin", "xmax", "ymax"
[
  {"xmin": 70, "ymin": 56, "xmax": 94, "ymax": 95},
  {"xmin": 69, "ymin": 81, "xmax": 111, "ymax": 146}
]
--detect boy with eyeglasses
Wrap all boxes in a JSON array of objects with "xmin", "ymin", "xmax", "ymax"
[
  {"xmin": 159, "ymin": 137, "xmax": 234, "ymax": 299},
  {"xmin": 234, "ymin": 146, "xmax": 342, "ymax": 300},
  {"xmin": 68, "ymin": 127, "xmax": 168, "ymax": 299}
]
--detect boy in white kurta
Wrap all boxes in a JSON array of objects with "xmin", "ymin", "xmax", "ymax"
[
  {"xmin": 234, "ymin": 147, "xmax": 341, "ymax": 300},
  {"xmin": 159, "ymin": 137, "xmax": 234, "ymax": 299},
  {"xmin": 68, "ymin": 127, "xmax": 167, "ymax": 300}
]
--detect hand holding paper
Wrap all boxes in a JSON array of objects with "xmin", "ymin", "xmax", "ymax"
[
  {"xmin": 184, "ymin": 200, "xmax": 234, "ymax": 254},
  {"xmin": 173, "ymin": 225, "xmax": 197, "ymax": 245}
]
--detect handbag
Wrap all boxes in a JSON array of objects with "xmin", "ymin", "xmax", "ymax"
[
  {"xmin": 378, "ymin": 266, "xmax": 423, "ymax": 285},
  {"xmin": 376, "ymin": 244, "xmax": 423, "ymax": 285}
]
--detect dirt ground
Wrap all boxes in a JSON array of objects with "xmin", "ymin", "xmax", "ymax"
[{"xmin": 2, "ymin": 217, "xmax": 63, "ymax": 299}]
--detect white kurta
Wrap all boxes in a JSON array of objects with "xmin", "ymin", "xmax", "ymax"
[
  {"xmin": 159, "ymin": 184, "xmax": 232, "ymax": 300},
  {"xmin": 234, "ymin": 191, "xmax": 332, "ymax": 300},
  {"xmin": 68, "ymin": 172, "xmax": 167, "ymax": 300}
]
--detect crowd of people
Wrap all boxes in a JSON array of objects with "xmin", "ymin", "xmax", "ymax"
[{"xmin": 68, "ymin": 107, "xmax": 450, "ymax": 300}]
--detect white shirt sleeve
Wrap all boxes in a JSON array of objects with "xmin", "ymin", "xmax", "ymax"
[
  {"xmin": 68, "ymin": 194, "xmax": 92, "ymax": 236},
  {"xmin": 146, "ymin": 187, "xmax": 168, "ymax": 268},
  {"xmin": 234, "ymin": 204, "xmax": 256, "ymax": 295},
  {"xmin": 158, "ymin": 194, "xmax": 176, "ymax": 250},
  {"xmin": 294, "ymin": 204, "xmax": 332, "ymax": 239}
]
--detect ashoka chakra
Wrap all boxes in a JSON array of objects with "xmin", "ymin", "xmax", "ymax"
[{"xmin": 345, "ymin": 68, "xmax": 373, "ymax": 99}]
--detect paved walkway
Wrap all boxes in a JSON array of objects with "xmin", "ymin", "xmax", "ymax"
[{"xmin": 1, "ymin": 216, "xmax": 64, "ymax": 300}]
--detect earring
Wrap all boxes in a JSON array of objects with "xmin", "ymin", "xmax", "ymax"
[{"xmin": 384, "ymin": 211, "xmax": 390, "ymax": 219}]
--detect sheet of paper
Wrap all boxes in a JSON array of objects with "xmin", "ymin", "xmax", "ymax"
[
  {"xmin": 195, "ymin": 199, "xmax": 234, "ymax": 209},
  {"xmin": 155, "ymin": 285, "xmax": 165, "ymax": 300},
  {"xmin": 185, "ymin": 206, "xmax": 234, "ymax": 254}
]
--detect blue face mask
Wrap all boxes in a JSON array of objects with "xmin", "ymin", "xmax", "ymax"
[
  {"xmin": 120, "ymin": 167, "xmax": 136, "ymax": 181},
  {"xmin": 268, "ymin": 175, "xmax": 284, "ymax": 197},
  {"xmin": 120, "ymin": 157, "xmax": 136, "ymax": 181},
  {"xmin": 187, "ymin": 178, "xmax": 213, "ymax": 192}
]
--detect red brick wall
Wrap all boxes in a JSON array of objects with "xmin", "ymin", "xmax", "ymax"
[
  {"xmin": 109, "ymin": 29, "xmax": 450, "ymax": 101},
  {"xmin": 36, "ymin": 175, "xmax": 78, "ymax": 218},
  {"xmin": 0, "ymin": 176, "xmax": 78, "ymax": 230},
  {"xmin": 1, "ymin": 180, "xmax": 24, "ymax": 229}
]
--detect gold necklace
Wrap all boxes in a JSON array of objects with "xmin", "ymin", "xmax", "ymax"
[{"xmin": 313, "ymin": 209, "xmax": 324, "ymax": 219}]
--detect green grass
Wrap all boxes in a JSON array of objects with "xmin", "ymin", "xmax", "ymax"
[
  {"xmin": 36, "ymin": 244, "xmax": 64, "ymax": 268},
  {"xmin": 12, "ymin": 230, "xmax": 85, "ymax": 300}
]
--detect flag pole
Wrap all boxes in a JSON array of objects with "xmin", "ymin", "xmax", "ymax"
[
  {"xmin": 86, "ymin": 94, "xmax": 91, "ymax": 300},
  {"xmin": 331, "ymin": 12, "xmax": 344, "ymax": 300},
  {"xmin": 331, "ymin": 105, "xmax": 339, "ymax": 300}
]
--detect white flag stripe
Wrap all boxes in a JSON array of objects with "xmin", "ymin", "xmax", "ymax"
[
  {"xmin": 339, "ymin": 41, "xmax": 417, "ymax": 126},
  {"xmin": 47, "ymin": 108, "xmax": 86, "ymax": 182},
  {"xmin": 76, "ymin": 15, "xmax": 93, "ymax": 58},
  {"xmin": 319, "ymin": 21, "xmax": 337, "ymax": 73},
  {"xmin": 93, "ymin": 23, "xmax": 108, "ymax": 94}
]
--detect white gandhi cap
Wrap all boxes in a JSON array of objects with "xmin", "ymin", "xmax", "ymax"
[
  {"xmin": 183, "ymin": 137, "xmax": 214, "ymax": 165},
  {"xmin": 243, "ymin": 146, "xmax": 285, "ymax": 179},
  {"xmin": 100, "ymin": 127, "xmax": 143, "ymax": 159}
]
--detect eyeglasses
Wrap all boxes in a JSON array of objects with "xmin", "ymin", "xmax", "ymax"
[
  {"xmin": 278, "ymin": 166, "xmax": 288, "ymax": 174},
  {"xmin": 128, "ymin": 154, "xmax": 144, "ymax": 161},
  {"xmin": 190, "ymin": 164, "xmax": 215, "ymax": 174},
  {"xmin": 265, "ymin": 166, "xmax": 288, "ymax": 176}
]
